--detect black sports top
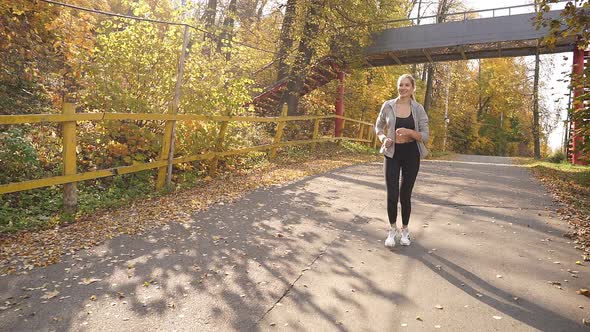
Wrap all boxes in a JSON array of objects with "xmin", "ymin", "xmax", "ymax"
[{"xmin": 395, "ymin": 112, "xmax": 415, "ymax": 130}]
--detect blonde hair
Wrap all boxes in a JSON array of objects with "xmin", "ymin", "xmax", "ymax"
[{"xmin": 397, "ymin": 74, "xmax": 416, "ymax": 100}]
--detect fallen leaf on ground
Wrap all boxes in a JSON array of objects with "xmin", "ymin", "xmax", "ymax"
[
  {"xmin": 41, "ymin": 290, "xmax": 59, "ymax": 300},
  {"xmin": 529, "ymin": 166, "xmax": 590, "ymax": 255},
  {"xmin": 80, "ymin": 278, "xmax": 101, "ymax": 285}
]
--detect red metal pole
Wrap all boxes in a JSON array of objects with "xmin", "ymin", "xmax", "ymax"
[
  {"xmin": 335, "ymin": 71, "xmax": 345, "ymax": 137},
  {"xmin": 572, "ymin": 44, "xmax": 585, "ymax": 165}
]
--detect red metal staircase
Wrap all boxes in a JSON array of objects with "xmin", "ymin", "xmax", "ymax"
[
  {"xmin": 249, "ymin": 56, "xmax": 342, "ymax": 115},
  {"xmin": 567, "ymin": 49, "xmax": 589, "ymax": 164}
]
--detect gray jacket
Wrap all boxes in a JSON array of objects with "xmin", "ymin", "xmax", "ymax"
[{"xmin": 374, "ymin": 97, "xmax": 430, "ymax": 159}]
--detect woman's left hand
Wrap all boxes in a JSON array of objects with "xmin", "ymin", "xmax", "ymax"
[{"xmin": 395, "ymin": 128, "xmax": 413, "ymax": 138}]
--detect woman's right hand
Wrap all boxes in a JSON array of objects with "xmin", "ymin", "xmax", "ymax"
[{"xmin": 383, "ymin": 137, "xmax": 393, "ymax": 148}]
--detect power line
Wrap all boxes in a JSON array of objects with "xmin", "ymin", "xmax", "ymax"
[{"xmin": 39, "ymin": 0, "xmax": 277, "ymax": 55}]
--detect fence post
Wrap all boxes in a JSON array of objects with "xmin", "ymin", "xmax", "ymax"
[
  {"xmin": 338, "ymin": 119, "xmax": 345, "ymax": 144},
  {"xmin": 357, "ymin": 123, "xmax": 364, "ymax": 140},
  {"xmin": 270, "ymin": 105, "xmax": 288, "ymax": 160},
  {"xmin": 209, "ymin": 121, "xmax": 228, "ymax": 177},
  {"xmin": 334, "ymin": 71, "xmax": 345, "ymax": 137},
  {"xmin": 311, "ymin": 117, "xmax": 320, "ymax": 152},
  {"xmin": 373, "ymin": 128, "xmax": 379, "ymax": 149},
  {"xmin": 367, "ymin": 125, "xmax": 374, "ymax": 146},
  {"xmin": 157, "ymin": 124, "xmax": 173, "ymax": 189},
  {"xmin": 157, "ymin": 24, "xmax": 190, "ymax": 190},
  {"xmin": 62, "ymin": 102, "xmax": 77, "ymax": 213}
]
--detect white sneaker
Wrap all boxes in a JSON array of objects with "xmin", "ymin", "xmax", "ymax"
[
  {"xmin": 384, "ymin": 228, "xmax": 398, "ymax": 247},
  {"xmin": 400, "ymin": 228, "xmax": 411, "ymax": 246}
]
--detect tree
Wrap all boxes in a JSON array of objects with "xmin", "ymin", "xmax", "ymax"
[
  {"xmin": 276, "ymin": 0, "xmax": 297, "ymax": 81},
  {"xmin": 217, "ymin": 0, "xmax": 238, "ymax": 60},
  {"xmin": 0, "ymin": 1, "xmax": 59, "ymax": 115},
  {"xmin": 422, "ymin": 0, "xmax": 457, "ymax": 113},
  {"xmin": 284, "ymin": 0, "xmax": 324, "ymax": 116},
  {"xmin": 536, "ymin": 0, "xmax": 590, "ymax": 156}
]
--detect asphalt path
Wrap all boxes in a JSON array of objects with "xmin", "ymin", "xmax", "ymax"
[{"xmin": 1, "ymin": 155, "xmax": 588, "ymax": 331}]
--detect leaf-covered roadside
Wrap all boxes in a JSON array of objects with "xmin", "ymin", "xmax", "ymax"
[
  {"xmin": 0, "ymin": 143, "xmax": 381, "ymax": 275},
  {"xmin": 527, "ymin": 161, "xmax": 590, "ymax": 257}
]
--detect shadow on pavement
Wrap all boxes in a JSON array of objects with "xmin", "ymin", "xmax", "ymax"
[
  {"xmin": 0, "ymin": 165, "xmax": 387, "ymax": 331},
  {"xmin": 395, "ymin": 242, "xmax": 586, "ymax": 331}
]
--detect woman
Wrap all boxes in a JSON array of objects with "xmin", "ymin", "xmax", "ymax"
[{"xmin": 375, "ymin": 74, "xmax": 429, "ymax": 247}]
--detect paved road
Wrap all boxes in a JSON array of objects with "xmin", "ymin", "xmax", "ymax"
[{"xmin": 1, "ymin": 155, "xmax": 588, "ymax": 331}]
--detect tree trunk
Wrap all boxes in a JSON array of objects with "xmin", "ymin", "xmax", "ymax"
[
  {"xmin": 277, "ymin": 0, "xmax": 297, "ymax": 81},
  {"xmin": 202, "ymin": 0, "xmax": 218, "ymax": 32},
  {"xmin": 202, "ymin": 0, "xmax": 217, "ymax": 28},
  {"xmin": 423, "ymin": 64, "xmax": 434, "ymax": 113},
  {"xmin": 257, "ymin": 0, "xmax": 268, "ymax": 22},
  {"xmin": 238, "ymin": 0, "xmax": 257, "ymax": 26},
  {"xmin": 201, "ymin": 0, "xmax": 218, "ymax": 56},
  {"xmin": 533, "ymin": 47, "xmax": 541, "ymax": 159},
  {"xmin": 423, "ymin": 0, "xmax": 450, "ymax": 113},
  {"xmin": 443, "ymin": 65, "xmax": 451, "ymax": 151},
  {"xmin": 285, "ymin": 0, "xmax": 323, "ymax": 116},
  {"xmin": 217, "ymin": 0, "xmax": 238, "ymax": 60},
  {"xmin": 477, "ymin": 59, "xmax": 482, "ymax": 120}
]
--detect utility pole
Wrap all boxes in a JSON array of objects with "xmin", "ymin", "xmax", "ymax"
[
  {"xmin": 532, "ymin": 44, "xmax": 541, "ymax": 159},
  {"xmin": 412, "ymin": 0, "xmax": 422, "ymax": 76},
  {"xmin": 532, "ymin": 1, "xmax": 541, "ymax": 159},
  {"xmin": 443, "ymin": 65, "xmax": 451, "ymax": 151}
]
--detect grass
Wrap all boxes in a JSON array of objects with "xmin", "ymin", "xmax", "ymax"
[
  {"xmin": 0, "ymin": 171, "xmax": 159, "ymax": 233},
  {"xmin": 0, "ymin": 141, "xmax": 378, "ymax": 234},
  {"xmin": 426, "ymin": 150, "xmax": 456, "ymax": 160},
  {"xmin": 519, "ymin": 158, "xmax": 590, "ymax": 218}
]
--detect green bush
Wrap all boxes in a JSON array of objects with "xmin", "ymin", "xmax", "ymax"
[
  {"xmin": 0, "ymin": 127, "xmax": 42, "ymax": 183},
  {"xmin": 547, "ymin": 150, "xmax": 566, "ymax": 163}
]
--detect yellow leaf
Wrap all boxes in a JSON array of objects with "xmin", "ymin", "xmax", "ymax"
[{"xmin": 41, "ymin": 290, "xmax": 59, "ymax": 299}]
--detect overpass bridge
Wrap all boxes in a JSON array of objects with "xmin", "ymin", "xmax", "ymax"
[
  {"xmin": 252, "ymin": 4, "xmax": 577, "ymax": 114},
  {"xmin": 364, "ymin": 8, "xmax": 575, "ymax": 66}
]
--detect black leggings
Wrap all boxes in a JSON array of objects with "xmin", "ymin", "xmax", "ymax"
[{"xmin": 384, "ymin": 142, "xmax": 420, "ymax": 226}]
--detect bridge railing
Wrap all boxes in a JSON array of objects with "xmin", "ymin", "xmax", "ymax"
[
  {"xmin": 0, "ymin": 105, "xmax": 376, "ymax": 201},
  {"xmin": 374, "ymin": 0, "xmax": 570, "ymax": 29}
]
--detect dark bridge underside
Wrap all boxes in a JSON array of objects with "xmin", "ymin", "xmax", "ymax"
[
  {"xmin": 364, "ymin": 10, "xmax": 577, "ymax": 66},
  {"xmin": 365, "ymin": 40, "xmax": 575, "ymax": 66}
]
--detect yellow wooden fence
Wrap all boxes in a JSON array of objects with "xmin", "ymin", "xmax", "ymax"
[{"xmin": 0, "ymin": 104, "xmax": 378, "ymax": 206}]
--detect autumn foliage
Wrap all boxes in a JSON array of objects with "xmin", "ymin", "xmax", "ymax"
[{"xmin": 0, "ymin": 0, "xmax": 571, "ymax": 232}]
